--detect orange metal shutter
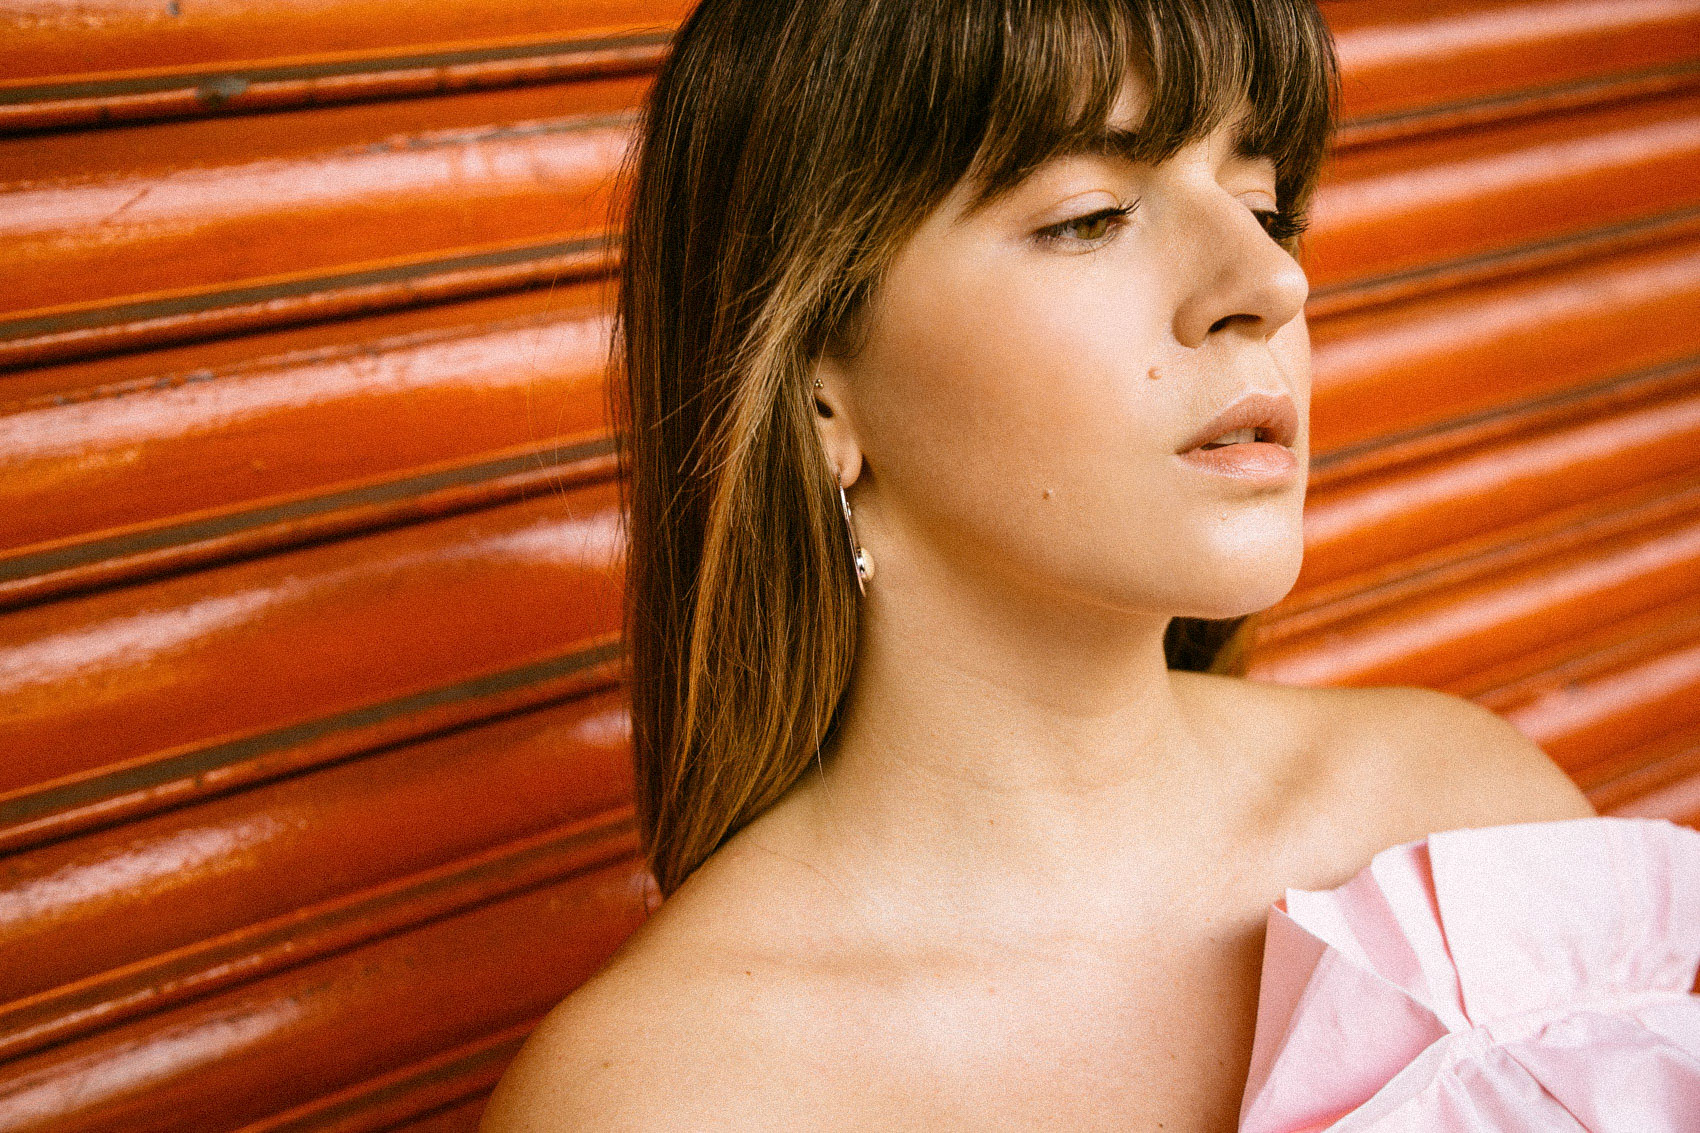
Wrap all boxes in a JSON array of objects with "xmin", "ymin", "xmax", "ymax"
[{"xmin": 0, "ymin": 1, "xmax": 1697, "ymax": 1128}]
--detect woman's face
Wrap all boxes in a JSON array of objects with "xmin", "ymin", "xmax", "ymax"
[{"xmin": 816, "ymin": 76, "xmax": 1312, "ymax": 621}]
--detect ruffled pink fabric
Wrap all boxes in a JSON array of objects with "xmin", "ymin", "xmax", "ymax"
[{"xmin": 1238, "ymin": 816, "xmax": 1700, "ymax": 1132}]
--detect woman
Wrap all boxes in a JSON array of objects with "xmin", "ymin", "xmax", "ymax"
[{"xmin": 483, "ymin": 1, "xmax": 1698, "ymax": 1129}]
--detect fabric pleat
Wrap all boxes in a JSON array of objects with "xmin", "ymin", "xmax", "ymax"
[{"xmin": 1238, "ymin": 816, "xmax": 1700, "ymax": 1132}]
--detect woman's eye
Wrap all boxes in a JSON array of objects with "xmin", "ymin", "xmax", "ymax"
[
  {"xmin": 1033, "ymin": 202, "xmax": 1136, "ymax": 249},
  {"xmin": 1064, "ymin": 212, "xmax": 1118, "ymax": 242},
  {"xmin": 1254, "ymin": 207, "xmax": 1310, "ymax": 248}
]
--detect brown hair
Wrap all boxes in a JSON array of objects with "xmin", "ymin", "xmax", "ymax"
[{"xmin": 609, "ymin": 0, "xmax": 1340, "ymax": 896}]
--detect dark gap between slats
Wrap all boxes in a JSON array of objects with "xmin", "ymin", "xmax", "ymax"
[
  {"xmin": 0, "ymin": 637, "xmax": 628, "ymax": 855},
  {"xmin": 0, "ymin": 31, "xmax": 674, "ymax": 134},
  {"xmin": 0, "ymin": 435, "xmax": 618, "ymax": 611}
]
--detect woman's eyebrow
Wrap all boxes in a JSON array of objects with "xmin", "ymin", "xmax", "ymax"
[
  {"xmin": 1053, "ymin": 113, "xmax": 1271, "ymax": 168},
  {"xmin": 1229, "ymin": 120, "xmax": 1280, "ymax": 166},
  {"xmin": 1052, "ymin": 124, "xmax": 1162, "ymax": 165}
]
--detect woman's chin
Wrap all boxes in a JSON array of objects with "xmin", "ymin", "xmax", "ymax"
[{"xmin": 1167, "ymin": 546, "xmax": 1306, "ymax": 620}]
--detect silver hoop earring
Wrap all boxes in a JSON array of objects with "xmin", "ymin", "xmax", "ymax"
[{"xmin": 838, "ymin": 484, "xmax": 874, "ymax": 595}]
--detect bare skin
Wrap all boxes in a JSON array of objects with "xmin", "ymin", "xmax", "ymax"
[
  {"xmin": 481, "ymin": 69, "xmax": 1597, "ymax": 1132},
  {"xmin": 484, "ymin": 677, "xmax": 1591, "ymax": 1132}
]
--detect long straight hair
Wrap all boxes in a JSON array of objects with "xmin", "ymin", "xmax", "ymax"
[{"xmin": 610, "ymin": 0, "xmax": 1341, "ymax": 896}]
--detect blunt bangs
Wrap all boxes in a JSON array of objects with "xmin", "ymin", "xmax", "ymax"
[{"xmin": 958, "ymin": 0, "xmax": 1340, "ymax": 224}]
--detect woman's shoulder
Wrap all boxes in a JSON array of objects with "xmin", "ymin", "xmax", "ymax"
[
  {"xmin": 1313, "ymin": 680, "xmax": 1598, "ymax": 834},
  {"xmin": 1173, "ymin": 672, "xmax": 1598, "ymax": 891},
  {"xmin": 479, "ymin": 836, "xmax": 860, "ymax": 1131},
  {"xmin": 1180, "ymin": 670, "xmax": 1592, "ymax": 810},
  {"xmin": 477, "ymin": 911, "xmax": 833, "ymax": 1131}
]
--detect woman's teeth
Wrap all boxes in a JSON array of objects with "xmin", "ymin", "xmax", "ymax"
[{"xmin": 1199, "ymin": 427, "xmax": 1259, "ymax": 449}]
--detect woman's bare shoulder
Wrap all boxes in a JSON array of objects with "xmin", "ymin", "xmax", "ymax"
[
  {"xmin": 1179, "ymin": 674, "xmax": 1597, "ymax": 889},
  {"xmin": 1304, "ymin": 681, "xmax": 1597, "ymax": 839},
  {"xmin": 478, "ymin": 921, "xmax": 827, "ymax": 1132},
  {"xmin": 1174, "ymin": 670, "xmax": 1591, "ymax": 823},
  {"xmin": 479, "ymin": 845, "xmax": 855, "ymax": 1132},
  {"xmin": 477, "ymin": 973, "xmax": 787, "ymax": 1132}
]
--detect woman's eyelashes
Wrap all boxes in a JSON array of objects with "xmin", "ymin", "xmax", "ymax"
[
  {"xmin": 1255, "ymin": 207, "xmax": 1310, "ymax": 248},
  {"xmin": 1032, "ymin": 201, "xmax": 1138, "ymax": 250},
  {"xmin": 1031, "ymin": 200, "xmax": 1311, "ymax": 252}
]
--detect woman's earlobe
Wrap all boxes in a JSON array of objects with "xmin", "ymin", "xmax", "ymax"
[{"xmin": 835, "ymin": 450, "xmax": 865, "ymax": 490}]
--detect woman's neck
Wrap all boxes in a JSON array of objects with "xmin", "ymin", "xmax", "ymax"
[{"xmin": 789, "ymin": 558, "xmax": 1263, "ymax": 922}]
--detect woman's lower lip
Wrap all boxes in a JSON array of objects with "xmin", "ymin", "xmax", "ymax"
[{"xmin": 1173, "ymin": 442, "xmax": 1300, "ymax": 484}]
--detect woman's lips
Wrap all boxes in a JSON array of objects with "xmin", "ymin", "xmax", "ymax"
[
  {"xmin": 1173, "ymin": 441, "xmax": 1300, "ymax": 485},
  {"xmin": 1174, "ymin": 391, "xmax": 1300, "ymax": 454}
]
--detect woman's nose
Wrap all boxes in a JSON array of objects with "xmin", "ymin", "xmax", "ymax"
[{"xmin": 1169, "ymin": 187, "xmax": 1311, "ymax": 350}]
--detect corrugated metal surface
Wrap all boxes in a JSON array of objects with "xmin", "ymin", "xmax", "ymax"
[
  {"xmin": 1253, "ymin": 0, "xmax": 1700, "ymax": 831},
  {"xmin": 0, "ymin": 1, "xmax": 1696, "ymax": 1128}
]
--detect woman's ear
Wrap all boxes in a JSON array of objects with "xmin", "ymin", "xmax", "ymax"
[{"xmin": 809, "ymin": 356, "xmax": 864, "ymax": 488}]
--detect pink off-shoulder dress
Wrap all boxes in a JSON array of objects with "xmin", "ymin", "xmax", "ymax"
[{"xmin": 1237, "ymin": 815, "xmax": 1700, "ymax": 1132}]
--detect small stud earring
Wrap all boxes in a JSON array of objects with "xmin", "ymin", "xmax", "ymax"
[{"xmin": 838, "ymin": 484, "xmax": 874, "ymax": 595}]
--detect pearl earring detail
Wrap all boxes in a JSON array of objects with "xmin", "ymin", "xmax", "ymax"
[{"xmin": 838, "ymin": 483, "xmax": 874, "ymax": 594}]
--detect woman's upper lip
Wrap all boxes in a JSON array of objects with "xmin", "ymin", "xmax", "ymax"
[{"xmin": 1175, "ymin": 391, "xmax": 1300, "ymax": 453}]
